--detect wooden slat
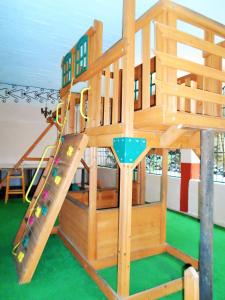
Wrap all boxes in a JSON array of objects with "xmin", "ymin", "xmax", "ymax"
[
  {"xmin": 156, "ymin": 22, "xmax": 225, "ymax": 58},
  {"xmin": 156, "ymin": 51, "xmax": 225, "ymax": 82},
  {"xmin": 166, "ymin": 1, "xmax": 225, "ymax": 39},
  {"xmin": 156, "ymin": 80, "xmax": 225, "ymax": 106},
  {"xmin": 103, "ymin": 67, "xmax": 111, "ymax": 125},
  {"xmin": 112, "ymin": 61, "xmax": 119, "ymax": 124},
  {"xmin": 69, "ymin": 90, "xmax": 75, "ymax": 133},
  {"xmin": 141, "ymin": 24, "xmax": 150, "ymax": 109},
  {"xmin": 166, "ymin": 10, "xmax": 178, "ymax": 113}
]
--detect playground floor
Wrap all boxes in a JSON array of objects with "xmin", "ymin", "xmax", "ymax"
[{"xmin": 0, "ymin": 199, "xmax": 224, "ymax": 300}]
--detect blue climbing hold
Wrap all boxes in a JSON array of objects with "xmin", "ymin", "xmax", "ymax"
[
  {"xmin": 22, "ymin": 235, "xmax": 30, "ymax": 248},
  {"xmin": 52, "ymin": 167, "xmax": 58, "ymax": 177},
  {"xmin": 42, "ymin": 206, "xmax": 48, "ymax": 216},
  {"xmin": 113, "ymin": 137, "xmax": 147, "ymax": 164},
  {"xmin": 61, "ymin": 136, "xmax": 65, "ymax": 143}
]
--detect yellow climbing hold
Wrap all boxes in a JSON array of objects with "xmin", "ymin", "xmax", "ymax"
[
  {"xmin": 35, "ymin": 206, "xmax": 42, "ymax": 218},
  {"xmin": 55, "ymin": 176, "xmax": 62, "ymax": 185},
  {"xmin": 67, "ymin": 146, "xmax": 74, "ymax": 157},
  {"xmin": 17, "ymin": 251, "xmax": 25, "ymax": 263}
]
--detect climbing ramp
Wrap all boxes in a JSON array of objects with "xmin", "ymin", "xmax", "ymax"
[{"xmin": 14, "ymin": 133, "xmax": 88, "ymax": 284}]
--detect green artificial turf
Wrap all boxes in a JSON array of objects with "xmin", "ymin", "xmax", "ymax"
[{"xmin": 0, "ymin": 199, "xmax": 224, "ymax": 299}]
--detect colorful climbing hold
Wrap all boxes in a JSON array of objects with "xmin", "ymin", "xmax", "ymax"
[
  {"xmin": 35, "ymin": 206, "xmax": 42, "ymax": 218},
  {"xmin": 28, "ymin": 216, "xmax": 35, "ymax": 226},
  {"xmin": 42, "ymin": 190, "xmax": 49, "ymax": 201},
  {"xmin": 55, "ymin": 176, "xmax": 62, "ymax": 185},
  {"xmin": 17, "ymin": 251, "xmax": 25, "ymax": 263},
  {"xmin": 22, "ymin": 236, "xmax": 30, "ymax": 248},
  {"xmin": 52, "ymin": 167, "xmax": 58, "ymax": 177},
  {"xmin": 42, "ymin": 206, "xmax": 48, "ymax": 216},
  {"xmin": 54, "ymin": 157, "xmax": 61, "ymax": 165},
  {"xmin": 67, "ymin": 145, "xmax": 74, "ymax": 157},
  {"xmin": 61, "ymin": 136, "xmax": 65, "ymax": 143}
]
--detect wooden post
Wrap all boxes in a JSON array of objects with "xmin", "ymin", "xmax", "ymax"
[
  {"xmin": 88, "ymin": 147, "xmax": 97, "ymax": 260},
  {"xmin": 184, "ymin": 267, "xmax": 199, "ymax": 300},
  {"xmin": 69, "ymin": 94, "xmax": 75, "ymax": 134},
  {"xmin": 137, "ymin": 158, "xmax": 146, "ymax": 205},
  {"xmin": 88, "ymin": 20, "xmax": 103, "ymax": 128},
  {"xmin": 204, "ymin": 30, "xmax": 222, "ymax": 117},
  {"xmin": 199, "ymin": 129, "xmax": 214, "ymax": 300},
  {"xmin": 117, "ymin": 0, "xmax": 135, "ymax": 297},
  {"xmin": 142, "ymin": 24, "xmax": 150, "ymax": 110},
  {"xmin": 160, "ymin": 149, "xmax": 168, "ymax": 244}
]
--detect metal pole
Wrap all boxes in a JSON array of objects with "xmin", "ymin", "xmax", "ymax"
[{"xmin": 199, "ymin": 129, "xmax": 214, "ymax": 300}]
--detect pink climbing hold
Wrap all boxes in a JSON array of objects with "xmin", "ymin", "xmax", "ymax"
[
  {"xmin": 54, "ymin": 157, "xmax": 61, "ymax": 165},
  {"xmin": 42, "ymin": 190, "xmax": 49, "ymax": 201},
  {"xmin": 28, "ymin": 216, "xmax": 35, "ymax": 226}
]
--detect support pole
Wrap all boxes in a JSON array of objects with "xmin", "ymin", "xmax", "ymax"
[
  {"xmin": 117, "ymin": 0, "xmax": 135, "ymax": 297},
  {"xmin": 88, "ymin": 147, "xmax": 97, "ymax": 260},
  {"xmin": 199, "ymin": 129, "xmax": 214, "ymax": 300}
]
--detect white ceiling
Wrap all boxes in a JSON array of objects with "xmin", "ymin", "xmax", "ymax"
[{"xmin": 0, "ymin": 0, "xmax": 224, "ymax": 90}]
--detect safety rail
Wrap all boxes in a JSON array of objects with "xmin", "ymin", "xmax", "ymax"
[
  {"xmin": 155, "ymin": 20, "xmax": 225, "ymax": 118},
  {"xmin": 61, "ymin": 0, "xmax": 225, "ymax": 135}
]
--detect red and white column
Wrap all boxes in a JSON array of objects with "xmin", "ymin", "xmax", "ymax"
[{"xmin": 180, "ymin": 150, "xmax": 200, "ymax": 212}]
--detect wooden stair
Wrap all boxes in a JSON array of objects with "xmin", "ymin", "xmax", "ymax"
[{"xmin": 14, "ymin": 133, "xmax": 88, "ymax": 284}]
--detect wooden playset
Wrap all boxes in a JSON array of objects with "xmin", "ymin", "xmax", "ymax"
[{"xmin": 13, "ymin": 0, "xmax": 225, "ymax": 299}]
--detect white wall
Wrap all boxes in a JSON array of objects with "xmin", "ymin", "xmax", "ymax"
[
  {"xmin": 97, "ymin": 168, "xmax": 225, "ymax": 228},
  {"xmin": 0, "ymin": 103, "xmax": 57, "ymax": 167}
]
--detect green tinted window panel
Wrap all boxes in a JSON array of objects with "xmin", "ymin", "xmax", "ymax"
[
  {"xmin": 75, "ymin": 35, "xmax": 88, "ymax": 78},
  {"xmin": 134, "ymin": 80, "xmax": 139, "ymax": 101},
  {"xmin": 62, "ymin": 52, "xmax": 72, "ymax": 87}
]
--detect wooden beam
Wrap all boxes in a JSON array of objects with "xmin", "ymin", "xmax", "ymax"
[
  {"xmin": 156, "ymin": 51, "xmax": 225, "ymax": 82},
  {"xmin": 117, "ymin": 0, "xmax": 135, "ymax": 296},
  {"xmin": 160, "ymin": 125, "xmax": 189, "ymax": 147},
  {"xmin": 156, "ymin": 80, "xmax": 225, "ymax": 106},
  {"xmin": 125, "ymin": 277, "xmax": 184, "ymax": 300},
  {"xmin": 166, "ymin": 244, "xmax": 199, "ymax": 270},
  {"xmin": 157, "ymin": 22, "xmax": 225, "ymax": 58},
  {"xmin": 166, "ymin": 1, "xmax": 225, "ymax": 39}
]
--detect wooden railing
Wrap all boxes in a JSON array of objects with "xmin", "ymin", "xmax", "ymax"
[
  {"xmin": 61, "ymin": 0, "xmax": 225, "ymax": 135},
  {"xmin": 155, "ymin": 20, "xmax": 225, "ymax": 118}
]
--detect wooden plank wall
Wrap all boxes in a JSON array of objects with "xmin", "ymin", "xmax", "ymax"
[
  {"xmin": 96, "ymin": 204, "xmax": 162, "ymax": 260},
  {"xmin": 59, "ymin": 197, "xmax": 89, "ymax": 256}
]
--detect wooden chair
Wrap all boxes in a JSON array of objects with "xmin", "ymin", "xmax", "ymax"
[{"xmin": 5, "ymin": 168, "xmax": 25, "ymax": 204}]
